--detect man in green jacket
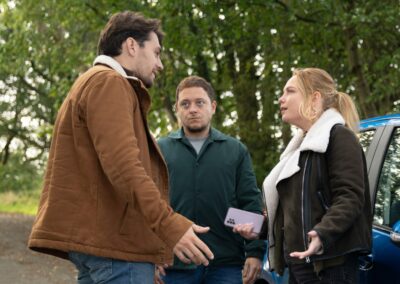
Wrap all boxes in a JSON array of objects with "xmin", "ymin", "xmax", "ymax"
[{"xmin": 157, "ymin": 76, "xmax": 266, "ymax": 284}]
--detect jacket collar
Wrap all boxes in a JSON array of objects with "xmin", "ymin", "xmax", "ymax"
[
  {"xmin": 93, "ymin": 55, "xmax": 151, "ymax": 114},
  {"xmin": 281, "ymin": 108, "xmax": 345, "ymax": 159},
  {"xmin": 277, "ymin": 108, "xmax": 345, "ymax": 182},
  {"xmin": 168, "ymin": 127, "xmax": 227, "ymax": 141},
  {"xmin": 93, "ymin": 55, "xmax": 140, "ymax": 81}
]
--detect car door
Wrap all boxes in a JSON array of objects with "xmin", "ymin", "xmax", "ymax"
[{"xmin": 359, "ymin": 122, "xmax": 400, "ymax": 283}]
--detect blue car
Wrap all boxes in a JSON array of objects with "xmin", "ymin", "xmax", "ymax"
[{"xmin": 256, "ymin": 114, "xmax": 400, "ymax": 284}]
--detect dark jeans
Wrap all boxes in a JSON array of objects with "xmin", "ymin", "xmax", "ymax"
[
  {"xmin": 288, "ymin": 255, "xmax": 359, "ymax": 284},
  {"xmin": 161, "ymin": 265, "xmax": 243, "ymax": 284}
]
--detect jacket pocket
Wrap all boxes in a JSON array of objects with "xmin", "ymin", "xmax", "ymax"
[{"xmin": 119, "ymin": 203, "xmax": 164, "ymax": 254}]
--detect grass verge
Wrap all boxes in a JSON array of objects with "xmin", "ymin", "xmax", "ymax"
[{"xmin": 0, "ymin": 189, "xmax": 40, "ymax": 215}]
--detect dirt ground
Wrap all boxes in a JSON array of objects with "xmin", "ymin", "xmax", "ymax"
[{"xmin": 0, "ymin": 212, "xmax": 76, "ymax": 284}]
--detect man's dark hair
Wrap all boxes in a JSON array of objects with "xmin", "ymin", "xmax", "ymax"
[
  {"xmin": 176, "ymin": 76, "xmax": 216, "ymax": 102},
  {"xmin": 97, "ymin": 11, "xmax": 164, "ymax": 56}
]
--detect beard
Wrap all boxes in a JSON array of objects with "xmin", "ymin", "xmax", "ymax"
[
  {"xmin": 184, "ymin": 122, "xmax": 210, "ymax": 134},
  {"xmin": 137, "ymin": 75, "xmax": 153, "ymax": 89},
  {"xmin": 127, "ymin": 69, "xmax": 153, "ymax": 89}
]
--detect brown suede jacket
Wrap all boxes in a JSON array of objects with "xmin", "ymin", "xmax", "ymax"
[{"xmin": 28, "ymin": 56, "xmax": 192, "ymax": 265}]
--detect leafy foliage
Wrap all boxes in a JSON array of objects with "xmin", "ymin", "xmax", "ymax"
[
  {"xmin": 0, "ymin": 0, "xmax": 399, "ymax": 187},
  {"xmin": 0, "ymin": 150, "xmax": 42, "ymax": 192}
]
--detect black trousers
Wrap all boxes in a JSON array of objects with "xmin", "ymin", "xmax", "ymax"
[{"xmin": 288, "ymin": 255, "xmax": 359, "ymax": 284}]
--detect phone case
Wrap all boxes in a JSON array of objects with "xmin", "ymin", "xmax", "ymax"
[{"xmin": 224, "ymin": 207, "xmax": 265, "ymax": 234}]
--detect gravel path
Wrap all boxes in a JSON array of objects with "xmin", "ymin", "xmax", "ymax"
[{"xmin": 0, "ymin": 212, "xmax": 76, "ymax": 284}]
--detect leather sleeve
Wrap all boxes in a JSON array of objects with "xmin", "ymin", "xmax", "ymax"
[{"xmin": 313, "ymin": 126, "xmax": 366, "ymax": 249}]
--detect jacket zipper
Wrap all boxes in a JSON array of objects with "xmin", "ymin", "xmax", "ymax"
[
  {"xmin": 317, "ymin": 191, "xmax": 330, "ymax": 211},
  {"xmin": 301, "ymin": 152, "xmax": 311, "ymax": 263}
]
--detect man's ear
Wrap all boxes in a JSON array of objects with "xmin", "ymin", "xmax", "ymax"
[
  {"xmin": 125, "ymin": 37, "xmax": 138, "ymax": 56},
  {"xmin": 211, "ymin": 100, "xmax": 217, "ymax": 114}
]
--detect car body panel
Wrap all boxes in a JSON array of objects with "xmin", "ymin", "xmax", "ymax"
[{"xmin": 359, "ymin": 115, "xmax": 400, "ymax": 284}]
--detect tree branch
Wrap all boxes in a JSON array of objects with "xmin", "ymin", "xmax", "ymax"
[
  {"xmin": 84, "ymin": 3, "xmax": 109, "ymax": 22},
  {"xmin": 1, "ymin": 133, "xmax": 16, "ymax": 165},
  {"xmin": 342, "ymin": 1, "xmax": 377, "ymax": 117},
  {"xmin": 29, "ymin": 60, "xmax": 54, "ymax": 84}
]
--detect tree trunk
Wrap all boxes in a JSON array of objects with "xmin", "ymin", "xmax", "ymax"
[{"xmin": 342, "ymin": 2, "xmax": 377, "ymax": 117}]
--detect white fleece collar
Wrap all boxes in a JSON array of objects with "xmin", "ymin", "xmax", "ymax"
[
  {"xmin": 281, "ymin": 108, "xmax": 345, "ymax": 157},
  {"xmin": 93, "ymin": 55, "xmax": 140, "ymax": 82},
  {"xmin": 276, "ymin": 108, "xmax": 345, "ymax": 184},
  {"xmin": 263, "ymin": 108, "xmax": 344, "ymax": 251}
]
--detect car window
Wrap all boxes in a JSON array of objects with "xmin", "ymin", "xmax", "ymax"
[
  {"xmin": 359, "ymin": 129, "xmax": 375, "ymax": 153},
  {"xmin": 374, "ymin": 127, "xmax": 400, "ymax": 227}
]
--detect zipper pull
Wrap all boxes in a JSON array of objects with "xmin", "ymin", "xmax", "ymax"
[{"xmin": 305, "ymin": 256, "xmax": 311, "ymax": 263}]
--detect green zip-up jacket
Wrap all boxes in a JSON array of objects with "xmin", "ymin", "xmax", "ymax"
[{"xmin": 158, "ymin": 128, "xmax": 266, "ymax": 269}]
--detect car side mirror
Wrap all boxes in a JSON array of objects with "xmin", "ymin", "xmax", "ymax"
[{"xmin": 390, "ymin": 220, "xmax": 400, "ymax": 243}]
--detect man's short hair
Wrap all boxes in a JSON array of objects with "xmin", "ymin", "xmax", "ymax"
[
  {"xmin": 176, "ymin": 76, "xmax": 216, "ymax": 102},
  {"xmin": 97, "ymin": 11, "xmax": 164, "ymax": 56}
]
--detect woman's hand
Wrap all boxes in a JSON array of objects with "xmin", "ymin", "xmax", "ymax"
[{"xmin": 289, "ymin": 230, "xmax": 323, "ymax": 259}]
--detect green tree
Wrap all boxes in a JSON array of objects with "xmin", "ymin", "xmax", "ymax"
[{"xmin": 0, "ymin": 0, "xmax": 399, "ymax": 188}]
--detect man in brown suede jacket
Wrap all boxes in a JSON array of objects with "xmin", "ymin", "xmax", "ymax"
[{"xmin": 28, "ymin": 11, "xmax": 213, "ymax": 284}]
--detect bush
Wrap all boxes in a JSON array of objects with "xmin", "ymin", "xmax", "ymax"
[{"xmin": 0, "ymin": 152, "xmax": 43, "ymax": 192}]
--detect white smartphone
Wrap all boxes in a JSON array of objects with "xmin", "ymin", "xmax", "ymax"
[{"xmin": 224, "ymin": 207, "xmax": 265, "ymax": 234}]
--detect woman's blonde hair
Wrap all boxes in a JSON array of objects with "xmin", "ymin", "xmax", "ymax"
[{"xmin": 293, "ymin": 67, "xmax": 360, "ymax": 133}]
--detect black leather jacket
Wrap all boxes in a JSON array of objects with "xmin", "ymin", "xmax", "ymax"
[{"xmin": 273, "ymin": 125, "xmax": 372, "ymax": 273}]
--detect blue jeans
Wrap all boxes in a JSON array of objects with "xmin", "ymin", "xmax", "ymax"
[
  {"xmin": 68, "ymin": 251, "xmax": 155, "ymax": 284},
  {"xmin": 162, "ymin": 265, "xmax": 243, "ymax": 284}
]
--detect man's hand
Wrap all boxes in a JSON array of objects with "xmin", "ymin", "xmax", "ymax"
[
  {"xmin": 173, "ymin": 224, "xmax": 214, "ymax": 266},
  {"xmin": 289, "ymin": 230, "xmax": 323, "ymax": 259},
  {"xmin": 155, "ymin": 264, "xmax": 167, "ymax": 284},
  {"xmin": 242, "ymin": 257, "xmax": 262, "ymax": 284},
  {"xmin": 233, "ymin": 223, "xmax": 259, "ymax": 240}
]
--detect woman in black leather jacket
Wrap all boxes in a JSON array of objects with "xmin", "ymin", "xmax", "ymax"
[{"xmin": 235, "ymin": 67, "xmax": 372, "ymax": 283}]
